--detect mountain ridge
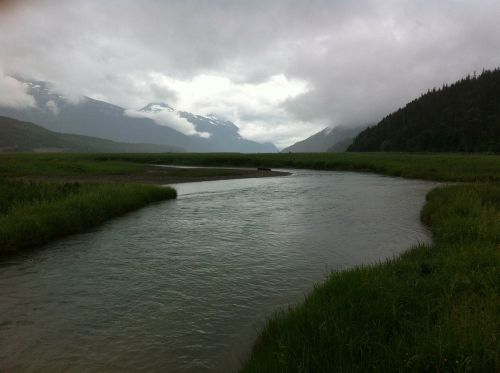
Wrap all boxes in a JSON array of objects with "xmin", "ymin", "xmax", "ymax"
[
  {"xmin": 348, "ymin": 68, "xmax": 500, "ymax": 152},
  {"xmin": 0, "ymin": 78, "xmax": 278, "ymax": 153},
  {"xmin": 282, "ymin": 125, "xmax": 369, "ymax": 153}
]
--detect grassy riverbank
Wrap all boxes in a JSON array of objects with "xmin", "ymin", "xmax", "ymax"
[
  {"xmin": 0, "ymin": 179, "xmax": 176, "ymax": 254},
  {"xmin": 0, "ymin": 153, "xmax": 289, "ymax": 183},
  {"xmin": 242, "ymin": 183, "xmax": 499, "ymax": 372},
  {"xmin": 0, "ymin": 153, "xmax": 289, "ymax": 254},
  {"xmin": 95, "ymin": 152, "xmax": 500, "ymax": 182},
  {"xmin": 1, "ymin": 153, "xmax": 498, "ymax": 182}
]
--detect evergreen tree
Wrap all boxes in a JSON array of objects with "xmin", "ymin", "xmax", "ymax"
[{"xmin": 348, "ymin": 68, "xmax": 500, "ymax": 152}]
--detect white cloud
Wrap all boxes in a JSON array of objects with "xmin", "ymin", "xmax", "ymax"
[
  {"xmin": 0, "ymin": 71, "xmax": 36, "ymax": 109},
  {"xmin": 145, "ymin": 72, "xmax": 311, "ymax": 147},
  {"xmin": 45, "ymin": 100, "xmax": 59, "ymax": 115},
  {"xmin": 1, "ymin": 0, "xmax": 500, "ymax": 147},
  {"xmin": 124, "ymin": 109, "xmax": 211, "ymax": 138},
  {"xmin": 237, "ymin": 118, "xmax": 325, "ymax": 149}
]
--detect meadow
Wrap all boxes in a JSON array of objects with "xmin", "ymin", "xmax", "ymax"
[{"xmin": 1, "ymin": 152, "xmax": 498, "ymax": 182}]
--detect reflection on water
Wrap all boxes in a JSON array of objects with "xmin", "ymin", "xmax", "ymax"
[{"xmin": 0, "ymin": 170, "xmax": 435, "ymax": 372}]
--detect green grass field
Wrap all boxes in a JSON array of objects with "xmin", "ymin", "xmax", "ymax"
[
  {"xmin": 0, "ymin": 179, "xmax": 176, "ymax": 254},
  {"xmin": 0, "ymin": 153, "xmax": 142, "ymax": 177},
  {"xmin": 95, "ymin": 152, "xmax": 500, "ymax": 182},
  {"xmin": 1, "ymin": 152, "xmax": 498, "ymax": 182}
]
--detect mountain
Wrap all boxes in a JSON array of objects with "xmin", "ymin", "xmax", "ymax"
[
  {"xmin": 328, "ymin": 137, "xmax": 358, "ymax": 152},
  {"xmin": 0, "ymin": 79, "xmax": 278, "ymax": 153},
  {"xmin": 0, "ymin": 116, "xmax": 181, "ymax": 153},
  {"xmin": 282, "ymin": 125, "xmax": 368, "ymax": 153},
  {"xmin": 140, "ymin": 103, "xmax": 278, "ymax": 152},
  {"xmin": 348, "ymin": 68, "xmax": 500, "ymax": 152}
]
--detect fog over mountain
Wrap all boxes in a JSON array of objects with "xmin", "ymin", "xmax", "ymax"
[
  {"xmin": 0, "ymin": 79, "xmax": 278, "ymax": 152},
  {"xmin": 1, "ymin": 1, "xmax": 500, "ymax": 148}
]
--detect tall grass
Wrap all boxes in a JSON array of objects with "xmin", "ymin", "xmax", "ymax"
[
  {"xmin": 0, "ymin": 153, "xmax": 141, "ymax": 177},
  {"xmin": 0, "ymin": 180, "xmax": 176, "ymax": 254},
  {"xmin": 241, "ymin": 184, "xmax": 499, "ymax": 372}
]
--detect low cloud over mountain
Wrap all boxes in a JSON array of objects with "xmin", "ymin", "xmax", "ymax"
[
  {"xmin": 0, "ymin": 78, "xmax": 278, "ymax": 153},
  {"xmin": 1, "ymin": 1, "xmax": 500, "ymax": 147}
]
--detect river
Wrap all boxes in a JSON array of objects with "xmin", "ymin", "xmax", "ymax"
[{"xmin": 0, "ymin": 169, "xmax": 435, "ymax": 372}]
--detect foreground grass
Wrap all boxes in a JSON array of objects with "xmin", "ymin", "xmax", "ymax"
[
  {"xmin": 0, "ymin": 179, "xmax": 176, "ymax": 254},
  {"xmin": 242, "ymin": 184, "xmax": 499, "ymax": 372}
]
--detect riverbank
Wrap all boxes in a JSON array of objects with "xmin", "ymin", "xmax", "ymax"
[
  {"xmin": 0, "ymin": 154, "xmax": 289, "ymax": 254},
  {"xmin": 241, "ymin": 183, "xmax": 499, "ymax": 371},
  {"xmin": 0, "ymin": 180, "xmax": 177, "ymax": 254},
  {"xmin": 94, "ymin": 152, "xmax": 500, "ymax": 182},
  {"xmin": 16, "ymin": 166, "xmax": 289, "ymax": 185},
  {"xmin": 0, "ymin": 153, "xmax": 290, "ymax": 184},
  {"xmin": 225, "ymin": 153, "xmax": 499, "ymax": 371}
]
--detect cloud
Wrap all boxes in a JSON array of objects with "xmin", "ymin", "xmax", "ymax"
[
  {"xmin": 1, "ymin": 0, "xmax": 500, "ymax": 147},
  {"xmin": 142, "ymin": 72, "xmax": 313, "ymax": 146},
  {"xmin": 0, "ymin": 70, "xmax": 36, "ymax": 108},
  {"xmin": 124, "ymin": 109, "xmax": 211, "ymax": 138},
  {"xmin": 45, "ymin": 100, "xmax": 59, "ymax": 115}
]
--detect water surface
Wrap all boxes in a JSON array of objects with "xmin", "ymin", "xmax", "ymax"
[{"xmin": 0, "ymin": 170, "xmax": 435, "ymax": 372}]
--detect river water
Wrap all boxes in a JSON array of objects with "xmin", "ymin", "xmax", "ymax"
[{"xmin": 0, "ymin": 169, "xmax": 435, "ymax": 372}]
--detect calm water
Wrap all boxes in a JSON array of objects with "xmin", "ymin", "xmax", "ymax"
[{"xmin": 0, "ymin": 170, "xmax": 435, "ymax": 372}]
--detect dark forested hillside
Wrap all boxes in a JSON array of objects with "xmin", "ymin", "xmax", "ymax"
[{"xmin": 348, "ymin": 69, "xmax": 500, "ymax": 152}]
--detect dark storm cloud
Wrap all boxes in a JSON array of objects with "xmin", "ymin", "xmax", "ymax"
[{"xmin": 1, "ymin": 0, "xmax": 499, "ymax": 146}]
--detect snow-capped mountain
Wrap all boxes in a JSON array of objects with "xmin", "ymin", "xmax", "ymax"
[
  {"xmin": 138, "ymin": 101, "xmax": 278, "ymax": 152},
  {"xmin": 0, "ymin": 78, "xmax": 278, "ymax": 153}
]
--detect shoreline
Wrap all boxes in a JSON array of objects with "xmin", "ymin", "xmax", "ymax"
[
  {"xmin": 241, "ymin": 183, "xmax": 499, "ymax": 371},
  {"xmin": 0, "ymin": 166, "xmax": 289, "ymax": 254},
  {"xmin": 11, "ymin": 165, "xmax": 291, "ymax": 185}
]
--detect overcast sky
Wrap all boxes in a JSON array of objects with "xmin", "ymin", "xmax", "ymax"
[{"xmin": 1, "ymin": 0, "xmax": 500, "ymax": 147}]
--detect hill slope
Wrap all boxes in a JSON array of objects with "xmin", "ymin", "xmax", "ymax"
[
  {"xmin": 282, "ymin": 125, "xmax": 368, "ymax": 153},
  {"xmin": 349, "ymin": 68, "xmax": 500, "ymax": 152},
  {"xmin": 0, "ymin": 116, "xmax": 181, "ymax": 153}
]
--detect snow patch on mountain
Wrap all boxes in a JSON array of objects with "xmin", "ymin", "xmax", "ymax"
[
  {"xmin": 126, "ymin": 107, "xmax": 211, "ymax": 138},
  {"xmin": 139, "ymin": 102, "xmax": 175, "ymax": 113}
]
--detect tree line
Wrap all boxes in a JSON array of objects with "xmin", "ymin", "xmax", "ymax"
[{"xmin": 348, "ymin": 68, "xmax": 500, "ymax": 152}]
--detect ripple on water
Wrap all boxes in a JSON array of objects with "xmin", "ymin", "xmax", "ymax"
[{"xmin": 0, "ymin": 170, "xmax": 435, "ymax": 372}]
